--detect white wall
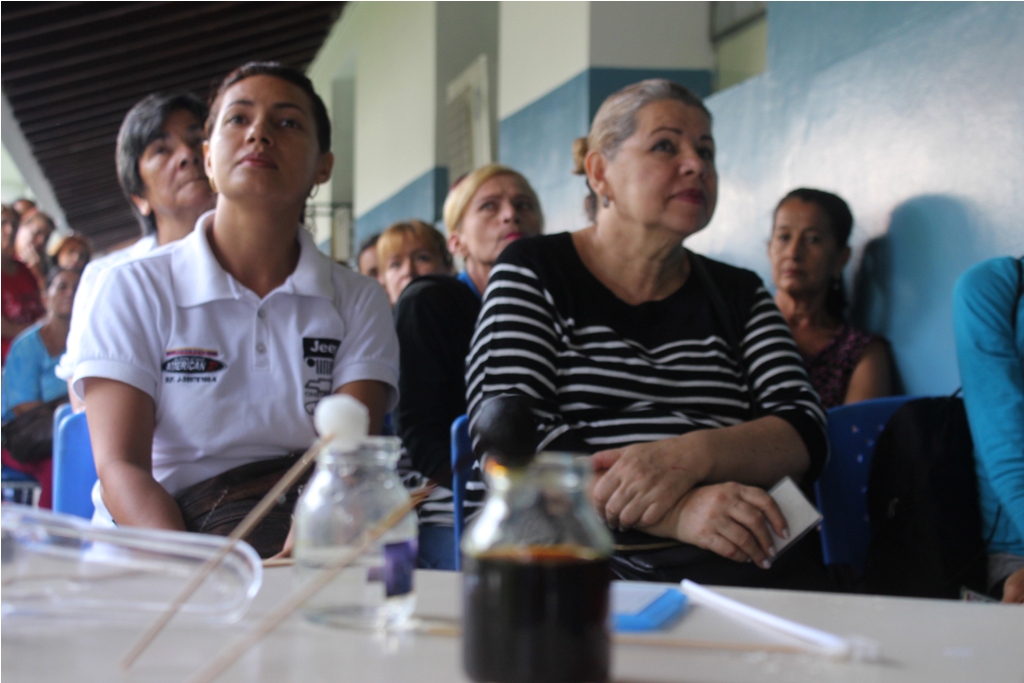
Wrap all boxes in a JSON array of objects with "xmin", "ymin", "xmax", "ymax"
[
  {"xmin": 436, "ymin": 3, "xmax": 499, "ymax": 169},
  {"xmin": 589, "ymin": 2, "xmax": 714, "ymax": 70},
  {"xmin": 352, "ymin": 2, "xmax": 438, "ymax": 215},
  {"xmin": 498, "ymin": 2, "xmax": 590, "ymax": 119}
]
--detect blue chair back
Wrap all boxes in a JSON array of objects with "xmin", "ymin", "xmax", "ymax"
[
  {"xmin": 450, "ymin": 415, "xmax": 473, "ymax": 570},
  {"xmin": 53, "ymin": 403, "xmax": 73, "ymax": 448},
  {"xmin": 53, "ymin": 412, "xmax": 97, "ymax": 519},
  {"xmin": 816, "ymin": 396, "xmax": 915, "ymax": 571}
]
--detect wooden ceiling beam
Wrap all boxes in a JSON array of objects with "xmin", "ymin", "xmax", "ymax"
[
  {"xmin": 9, "ymin": 32, "xmax": 326, "ymax": 108},
  {"xmin": 1, "ymin": 2, "xmax": 235, "ymax": 65},
  {"xmin": 1, "ymin": 3, "xmax": 164, "ymax": 43},
  {"xmin": 3, "ymin": 4, "xmax": 320, "ymax": 82}
]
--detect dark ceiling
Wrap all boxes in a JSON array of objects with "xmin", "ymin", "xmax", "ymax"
[{"xmin": 2, "ymin": 1, "xmax": 344, "ymax": 250}]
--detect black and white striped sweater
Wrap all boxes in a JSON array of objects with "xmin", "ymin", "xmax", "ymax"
[{"xmin": 464, "ymin": 233, "xmax": 827, "ymax": 508}]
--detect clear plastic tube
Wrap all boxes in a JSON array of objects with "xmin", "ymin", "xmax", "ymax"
[{"xmin": 1, "ymin": 505, "xmax": 261, "ymax": 623}]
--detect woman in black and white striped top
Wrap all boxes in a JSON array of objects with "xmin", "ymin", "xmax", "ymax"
[{"xmin": 466, "ymin": 80, "xmax": 829, "ymax": 588}]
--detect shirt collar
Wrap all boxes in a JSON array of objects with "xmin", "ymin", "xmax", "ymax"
[
  {"xmin": 172, "ymin": 210, "xmax": 335, "ymax": 307},
  {"xmin": 458, "ymin": 269, "xmax": 482, "ymax": 300}
]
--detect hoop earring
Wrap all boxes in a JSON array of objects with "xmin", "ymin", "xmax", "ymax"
[
  {"xmin": 208, "ymin": 177, "xmax": 217, "ymax": 193},
  {"xmin": 601, "ymin": 194, "xmax": 610, "ymax": 208},
  {"xmin": 309, "ymin": 184, "xmax": 320, "ymax": 200}
]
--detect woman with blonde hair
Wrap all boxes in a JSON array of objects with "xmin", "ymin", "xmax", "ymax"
[
  {"xmin": 395, "ymin": 164, "xmax": 543, "ymax": 569},
  {"xmin": 376, "ymin": 219, "xmax": 452, "ymax": 305},
  {"xmin": 466, "ymin": 81, "xmax": 830, "ymax": 588}
]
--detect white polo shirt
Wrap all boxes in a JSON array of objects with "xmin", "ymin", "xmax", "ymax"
[
  {"xmin": 73, "ymin": 210, "xmax": 398, "ymax": 500},
  {"xmin": 55, "ymin": 233, "xmax": 160, "ymax": 382}
]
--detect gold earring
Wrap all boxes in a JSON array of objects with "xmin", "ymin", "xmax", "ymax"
[{"xmin": 208, "ymin": 177, "xmax": 218, "ymax": 193}]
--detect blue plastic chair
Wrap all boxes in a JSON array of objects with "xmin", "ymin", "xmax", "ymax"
[
  {"xmin": 450, "ymin": 415, "xmax": 473, "ymax": 570},
  {"xmin": 816, "ymin": 396, "xmax": 915, "ymax": 572},
  {"xmin": 53, "ymin": 403, "xmax": 73, "ymax": 448},
  {"xmin": 52, "ymin": 411, "xmax": 98, "ymax": 519}
]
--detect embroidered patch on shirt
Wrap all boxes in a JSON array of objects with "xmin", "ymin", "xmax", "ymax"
[
  {"xmin": 303, "ymin": 337, "xmax": 340, "ymax": 376},
  {"xmin": 162, "ymin": 348, "xmax": 225, "ymax": 383}
]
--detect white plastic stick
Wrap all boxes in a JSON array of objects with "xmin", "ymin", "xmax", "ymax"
[{"xmin": 680, "ymin": 580, "xmax": 880, "ymax": 661}]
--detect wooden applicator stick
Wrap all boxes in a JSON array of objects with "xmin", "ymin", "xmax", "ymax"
[
  {"xmin": 119, "ymin": 434, "xmax": 331, "ymax": 671},
  {"xmin": 184, "ymin": 487, "xmax": 432, "ymax": 683}
]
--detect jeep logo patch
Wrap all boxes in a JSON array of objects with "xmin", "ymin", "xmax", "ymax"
[
  {"xmin": 162, "ymin": 356, "xmax": 225, "ymax": 373},
  {"xmin": 303, "ymin": 337, "xmax": 340, "ymax": 376}
]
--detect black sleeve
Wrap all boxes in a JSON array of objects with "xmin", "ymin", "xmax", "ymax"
[{"xmin": 393, "ymin": 276, "xmax": 480, "ymax": 488}]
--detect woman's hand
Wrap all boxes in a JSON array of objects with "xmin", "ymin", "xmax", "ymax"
[
  {"xmin": 591, "ymin": 434, "xmax": 710, "ymax": 529},
  {"xmin": 1002, "ymin": 566, "xmax": 1024, "ymax": 603},
  {"xmin": 656, "ymin": 483, "xmax": 788, "ymax": 567}
]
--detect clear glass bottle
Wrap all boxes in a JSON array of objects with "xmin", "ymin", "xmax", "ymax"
[
  {"xmin": 293, "ymin": 436, "xmax": 418, "ymax": 630},
  {"xmin": 462, "ymin": 453, "xmax": 615, "ymax": 683}
]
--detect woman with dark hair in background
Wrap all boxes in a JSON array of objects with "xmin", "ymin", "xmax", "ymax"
[
  {"xmin": 768, "ymin": 189, "xmax": 893, "ymax": 408},
  {"xmin": 2, "ymin": 205, "xmax": 45, "ymax": 365},
  {"xmin": 2, "ymin": 267, "xmax": 81, "ymax": 507},
  {"xmin": 15, "ymin": 211, "xmax": 55, "ymax": 291},
  {"xmin": 74, "ymin": 62, "xmax": 397, "ymax": 556}
]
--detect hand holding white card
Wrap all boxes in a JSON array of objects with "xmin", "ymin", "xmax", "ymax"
[{"xmin": 767, "ymin": 476, "xmax": 822, "ymax": 557}]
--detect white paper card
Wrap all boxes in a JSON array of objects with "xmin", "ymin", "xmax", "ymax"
[
  {"xmin": 611, "ymin": 581, "xmax": 673, "ymax": 615},
  {"xmin": 768, "ymin": 476, "xmax": 823, "ymax": 555}
]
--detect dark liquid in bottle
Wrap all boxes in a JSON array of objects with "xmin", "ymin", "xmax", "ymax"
[{"xmin": 462, "ymin": 546, "xmax": 611, "ymax": 683}]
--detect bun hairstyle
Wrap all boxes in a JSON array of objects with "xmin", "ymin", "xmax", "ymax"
[
  {"xmin": 774, "ymin": 188, "xmax": 854, "ymax": 321},
  {"xmin": 377, "ymin": 219, "xmax": 453, "ymax": 272},
  {"xmin": 442, "ymin": 163, "xmax": 543, "ymax": 236},
  {"xmin": 573, "ymin": 79, "xmax": 711, "ymax": 221},
  {"xmin": 207, "ymin": 61, "xmax": 331, "ymax": 153}
]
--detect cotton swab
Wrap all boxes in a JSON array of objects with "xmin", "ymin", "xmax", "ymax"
[
  {"xmin": 680, "ymin": 579, "xmax": 881, "ymax": 661},
  {"xmin": 119, "ymin": 434, "xmax": 330, "ymax": 669}
]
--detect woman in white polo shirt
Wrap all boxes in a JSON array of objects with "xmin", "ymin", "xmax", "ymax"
[{"xmin": 74, "ymin": 63, "xmax": 398, "ymax": 556}]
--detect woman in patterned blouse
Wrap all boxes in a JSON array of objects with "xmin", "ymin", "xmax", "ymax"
[{"xmin": 768, "ymin": 188, "xmax": 893, "ymax": 409}]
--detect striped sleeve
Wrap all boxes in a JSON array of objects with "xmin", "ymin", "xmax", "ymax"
[
  {"xmin": 465, "ymin": 261, "xmax": 584, "ymax": 452},
  {"xmin": 742, "ymin": 286, "xmax": 829, "ymax": 481}
]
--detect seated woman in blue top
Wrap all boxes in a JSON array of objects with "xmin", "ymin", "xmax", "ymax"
[
  {"xmin": 74, "ymin": 63, "xmax": 398, "ymax": 556},
  {"xmin": 2, "ymin": 267, "xmax": 81, "ymax": 507},
  {"xmin": 953, "ymin": 256, "xmax": 1024, "ymax": 603}
]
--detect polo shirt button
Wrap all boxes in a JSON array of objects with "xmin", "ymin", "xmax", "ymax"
[
  {"xmin": 257, "ymin": 309, "xmax": 266, "ymax": 319},
  {"xmin": 256, "ymin": 343, "xmax": 267, "ymax": 354}
]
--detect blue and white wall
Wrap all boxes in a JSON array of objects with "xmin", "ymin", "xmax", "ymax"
[
  {"xmin": 498, "ymin": 2, "xmax": 715, "ymax": 234},
  {"xmin": 688, "ymin": 2, "xmax": 1024, "ymax": 395},
  {"xmin": 309, "ymin": 1, "xmax": 499, "ymax": 248},
  {"xmin": 308, "ymin": 1, "xmax": 1024, "ymax": 394}
]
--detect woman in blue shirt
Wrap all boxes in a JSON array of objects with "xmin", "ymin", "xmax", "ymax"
[
  {"xmin": 2, "ymin": 267, "xmax": 80, "ymax": 507},
  {"xmin": 953, "ymin": 256, "xmax": 1024, "ymax": 603}
]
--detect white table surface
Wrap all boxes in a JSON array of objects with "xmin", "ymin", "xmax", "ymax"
[{"xmin": 3, "ymin": 568, "xmax": 1023, "ymax": 683}]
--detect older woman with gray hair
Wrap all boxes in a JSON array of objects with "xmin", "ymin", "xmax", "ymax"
[{"xmin": 465, "ymin": 80, "xmax": 830, "ymax": 588}]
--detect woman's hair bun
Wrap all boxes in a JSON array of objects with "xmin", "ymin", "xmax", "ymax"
[{"xmin": 572, "ymin": 137, "xmax": 589, "ymax": 175}]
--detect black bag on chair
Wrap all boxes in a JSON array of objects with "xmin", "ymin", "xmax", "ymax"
[
  {"xmin": 1, "ymin": 397, "xmax": 68, "ymax": 464},
  {"xmin": 864, "ymin": 395, "xmax": 987, "ymax": 599}
]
